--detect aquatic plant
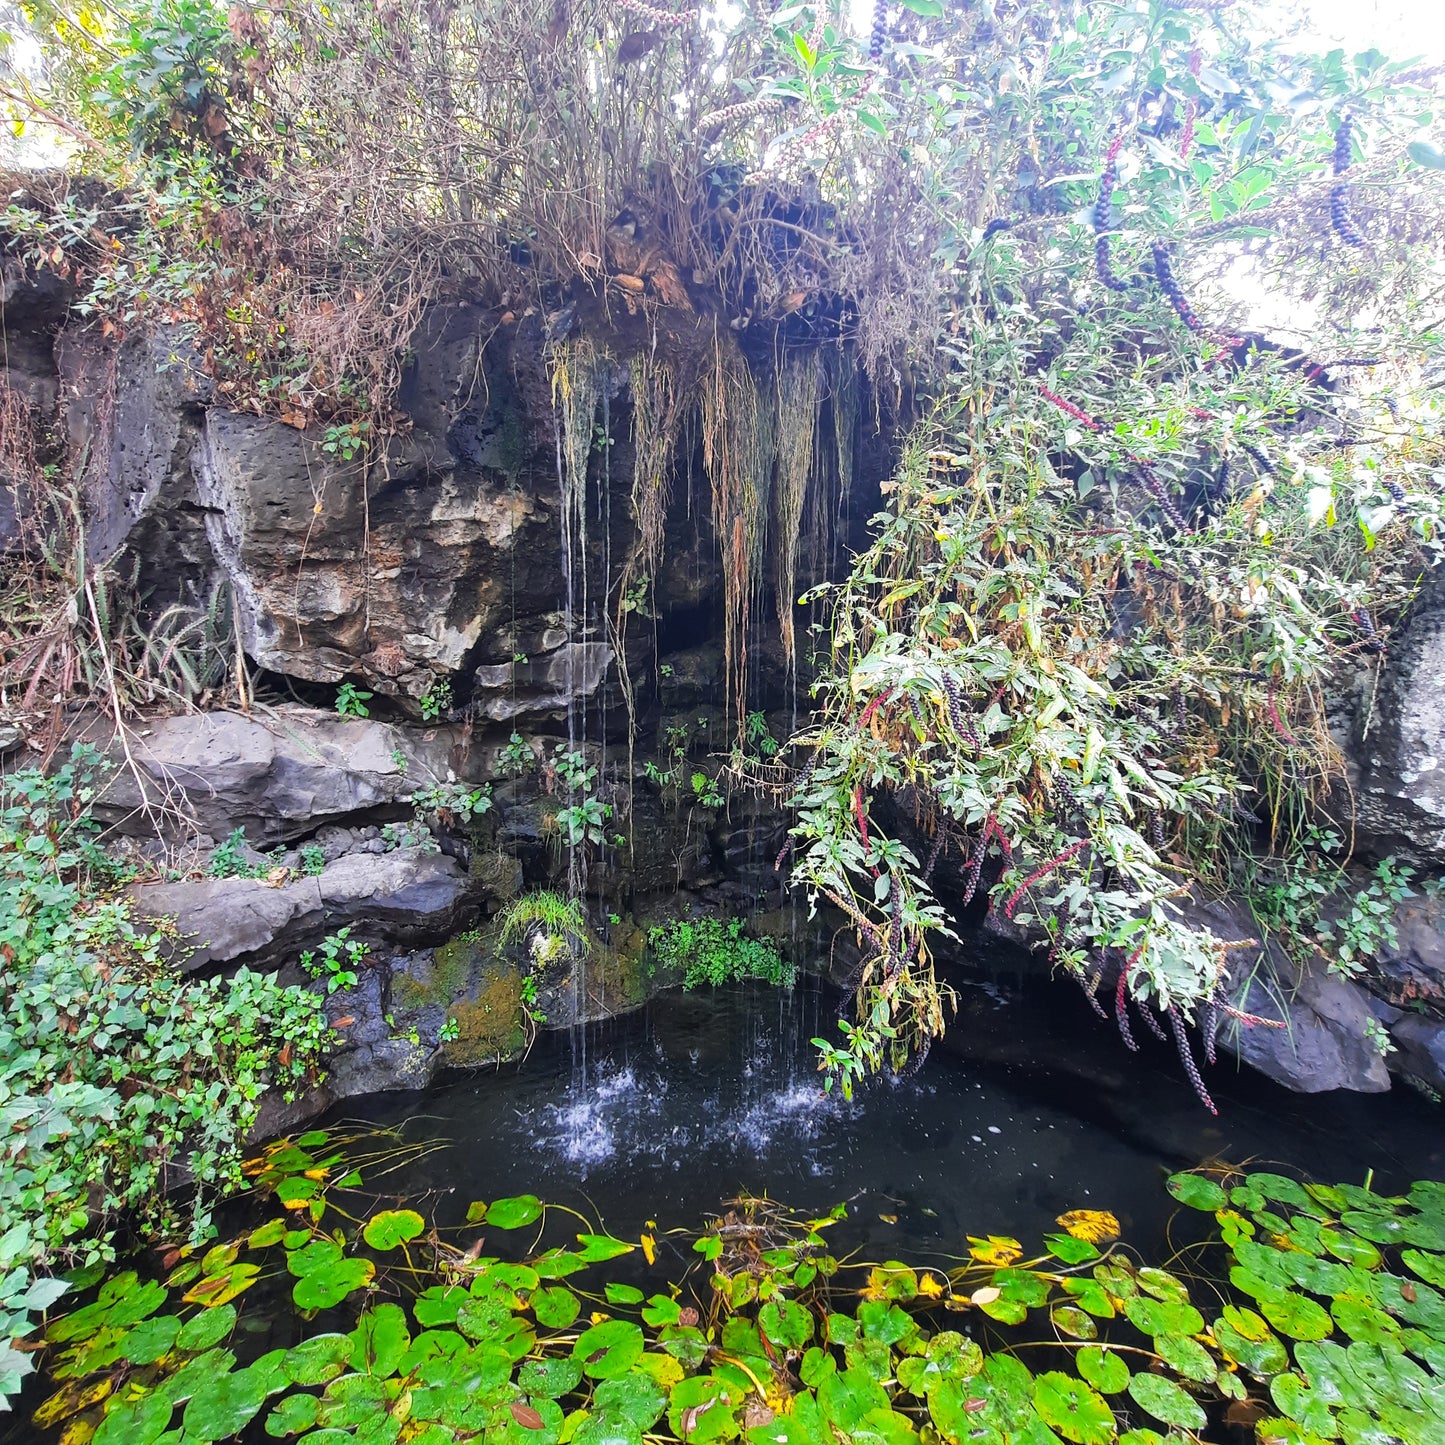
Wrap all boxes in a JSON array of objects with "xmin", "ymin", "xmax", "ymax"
[
  {"xmin": 649, "ymin": 916, "xmax": 795, "ymax": 991},
  {"xmin": 22, "ymin": 1129, "xmax": 1445, "ymax": 1445}
]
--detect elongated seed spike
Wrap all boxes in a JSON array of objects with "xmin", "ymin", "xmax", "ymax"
[
  {"xmin": 1115, "ymin": 969, "xmax": 1139, "ymax": 1052},
  {"xmin": 1139, "ymin": 1000, "xmax": 1168, "ymax": 1041},
  {"xmin": 1169, "ymin": 1005, "xmax": 1219, "ymax": 1114},
  {"xmin": 1079, "ymin": 972, "xmax": 1109, "ymax": 1021}
]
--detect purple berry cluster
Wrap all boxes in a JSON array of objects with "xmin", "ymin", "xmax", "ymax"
[
  {"xmin": 1169, "ymin": 1005, "xmax": 1218, "ymax": 1114},
  {"xmin": 1151, "ymin": 242, "xmax": 1204, "ymax": 332},
  {"xmin": 1330, "ymin": 116, "xmax": 1366, "ymax": 247},
  {"xmin": 869, "ymin": 0, "xmax": 887, "ymax": 60},
  {"xmin": 1384, "ymin": 478, "xmax": 1407, "ymax": 503},
  {"xmin": 1134, "ymin": 460, "xmax": 1192, "ymax": 533},
  {"xmin": 1352, "ymin": 606, "xmax": 1386, "ymax": 654},
  {"xmin": 1093, "ymin": 137, "xmax": 1130, "ymax": 292},
  {"xmin": 941, "ymin": 671, "xmax": 980, "ymax": 748}
]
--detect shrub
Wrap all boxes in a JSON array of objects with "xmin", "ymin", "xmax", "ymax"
[
  {"xmin": 0, "ymin": 747, "xmax": 329, "ymax": 1406},
  {"xmin": 649, "ymin": 917, "xmax": 794, "ymax": 991}
]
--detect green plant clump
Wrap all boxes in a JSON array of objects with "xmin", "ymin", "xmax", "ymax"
[
  {"xmin": 23, "ymin": 1138, "xmax": 1445, "ymax": 1445},
  {"xmin": 499, "ymin": 890, "xmax": 591, "ymax": 969},
  {"xmin": 0, "ymin": 748, "xmax": 330, "ymax": 1405},
  {"xmin": 650, "ymin": 917, "xmax": 794, "ymax": 991}
]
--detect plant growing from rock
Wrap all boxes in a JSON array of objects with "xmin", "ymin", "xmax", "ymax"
[
  {"xmin": 334, "ymin": 682, "xmax": 372, "ymax": 718},
  {"xmin": 0, "ymin": 747, "xmax": 328, "ymax": 1404},
  {"xmin": 649, "ymin": 916, "xmax": 794, "ymax": 990},
  {"xmin": 498, "ymin": 890, "xmax": 591, "ymax": 970},
  {"xmin": 300, "ymin": 927, "xmax": 370, "ymax": 994}
]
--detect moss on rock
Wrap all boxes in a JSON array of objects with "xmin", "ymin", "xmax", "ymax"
[{"xmin": 441, "ymin": 964, "xmax": 526, "ymax": 1067}]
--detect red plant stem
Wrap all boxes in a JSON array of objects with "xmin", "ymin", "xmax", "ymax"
[
  {"xmin": 853, "ymin": 783, "xmax": 880, "ymax": 878},
  {"xmin": 1218, "ymin": 1002, "xmax": 1287, "ymax": 1029},
  {"xmin": 1266, "ymin": 681, "xmax": 1298, "ymax": 744},
  {"xmin": 858, "ymin": 686, "xmax": 893, "ymax": 729},
  {"xmin": 1003, "ymin": 838, "xmax": 1089, "ymax": 919},
  {"xmin": 1038, "ymin": 383, "xmax": 1103, "ymax": 432}
]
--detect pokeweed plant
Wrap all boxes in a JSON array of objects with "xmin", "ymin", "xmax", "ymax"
[
  {"xmin": 780, "ymin": 2, "xmax": 1445, "ymax": 1099},
  {"xmin": 0, "ymin": 746, "xmax": 330, "ymax": 1407}
]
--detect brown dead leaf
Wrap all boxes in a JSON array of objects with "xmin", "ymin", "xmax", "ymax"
[{"xmin": 509, "ymin": 1403, "xmax": 545, "ymax": 1430}]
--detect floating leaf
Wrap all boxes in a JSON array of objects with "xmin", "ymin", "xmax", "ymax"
[
  {"xmin": 1077, "ymin": 1348, "xmax": 1129, "ymax": 1395},
  {"xmin": 1057, "ymin": 1212, "xmax": 1120, "ymax": 1246},
  {"xmin": 1167, "ymin": 1174, "xmax": 1228, "ymax": 1212},
  {"xmin": 351, "ymin": 1303, "xmax": 410, "ymax": 1376},
  {"xmin": 265, "ymin": 1391, "xmax": 319, "ymax": 1438},
  {"xmin": 1046, "ymin": 1234, "xmax": 1101, "ymax": 1265},
  {"xmin": 1260, "ymin": 1291, "xmax": 1333, "ymax": 1342},
  {"xmin": 520, "ymin": 1357, "xmax": 584, "ymax": 1398},
  {"xmin": 533, "ymin": 1287, "xmax": 582, "ymax": 1330},
  {"xmin": 1122, "ymin": 1297, "xmax": 1203, "ymax": 1338},
  {"xmin": 93, "ymin": 1390, "xmax": 173, "ymax": 1445},
  {"xmin": 573, "ymin": 1320, "xmax": 645, "ymax": 1380},
  {"xmin": 175, "ymin": 1304, "xmax": 237, "ymax": 1353},
  {"xmin": 488, "ymin": 1196, "xmax": 544, "ymax": 1229},
  {"xmin": 968, "ymin": 1236, "xmax": 1023, "ymax": 1267},
  {"xmin": 183, "ymin": 1263, "xmax": 262, "ymax": 1308},
  {"xmin": 1153, "ymin": 1333, "xmax": 1217, "ymax": 1383},
  {"xmin": 1032, "ymin": 1371, "xmax": 1116, "ymax": 1445},
  {"xmin": 576, "ymin": 1234, "xmax": 635, "ymax": 1262},
  {"xmin": 1126, "ymin": 1374, "xmax": 1206, "ymax": 1432},
  {"xmin": 362, "ymin": 1210, "xmax": 425, "ymax": 1250},
  {"xmin": 122, "ymin": 1315, "xmax": 181, "ymax": 1366},
  {"xmin": 1050, "ymin": 1306, "xmax": 1098, "ymax": 1340},
  {"xmin": 760, "ymin": 1299, "xmax": 814, "ymax": 1350},
  {"xmin": 282, "ymin": 1334, "xmax": 355, "ymax": 1387},
  {"xmin": 182, "ymin": 1366, "xmax": 267, "ymax": 1442}
]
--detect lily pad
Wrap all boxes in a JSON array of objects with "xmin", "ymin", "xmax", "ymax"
[
  {"xmin": 760, "ymin": 1299, "xmax": 814, "ymax": 1350},
  {"xmin": 487, "ymin": 1195, "xmax": 544, "ymax": 1229},
  {"xmin": 182, "ymin": 1365, "xmax": 267, "ymax": 1441},
  {"xmin": 1076, "ymin": 1348, "xmax": 1129, "ymax": 1395},
  {"xmin": 1032, "ymin": 1371, "xmax": 1115, "ymax": 1445},
  {"xmin": 573, "ymin": 1320, "xmax": 645, "ymax": 1380},
  {"xmin": 533, "ymin": 1287, "xmax": 582, "ymax": 1330},
  {"xmin": 1166, "ymin": 1173, "xmax": 1228, "ymax": 1212},
  {"xmin": 519, "ymin": 1357, "xmax": 584, "ymax": 1397},
  {"xmin": 1125, "ymin": 1375, "xmax": 1206, "ymax": 1432},
  {"xmin": 1260, "ymin": 1292, "xmax": 1334, "ymax": 1342},
  {"xmin": 175, "ymin": 1304, "xmax": 237, "ymax": 1353},
  {"xmin": 362, "ymin": 1210, "xmax": 425, "ymax": 1251}
]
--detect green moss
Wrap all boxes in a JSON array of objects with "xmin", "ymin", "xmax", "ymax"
[
  {"xmin": 392, "ymin": 929, "xmax": 490, "ymax": 1011},
  {"xmin": 441, "ymin": 965, "xmax": 525, "ymax": 1067}
]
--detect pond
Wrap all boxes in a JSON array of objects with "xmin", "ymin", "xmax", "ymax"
[{"xmin": 330, "ymin": 965, "xmax": 1445, "ymax": 1265}]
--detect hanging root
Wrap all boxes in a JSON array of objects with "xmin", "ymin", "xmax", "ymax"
[{"xmin": 1169, "ymin": 1005, "xmax": 1218, "ymax": 1114}]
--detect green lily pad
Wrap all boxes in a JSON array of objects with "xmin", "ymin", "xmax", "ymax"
[
  {"xmin": 487, "ymin": 1195, "xmax": 544, "ymax": 1229},
  {"xmin": 1076, "ymin": 1348, "xmax": 1129, "ymax": 1395},
  {"xmin": 292, "ymin": 1256, "xmax": 375, "ymax": 1311},
  {"xmin": 1213, "ymin": 1314, "xmax": 1290, "ymax": 1378},
  {"xmin": 265, "ymin": 1391, "xmax": 319, "ymax": 1437},
  {"xmin": 1125, "ymin": 1375, "xmax": 1205, "ymax": 1432},
  {"xmin": 413, "ymin": 1285, "xmax": 468, "ymax": 1326},
  {"xmin": 1032, "ymin": 1371, "xmax": 1115, "ymax": 1445},
  {"xmin": 668, "ymin": 1375, "xmax": 742, "ymax": 1443},
  {"xmin": 282, "ymin": 1334, "xmax": 355, "ymax": 1386},
  {"xmin": 351, "ymin": 1303, "xmax": 410, "ymax": 1376},
  {"xmin": 519, "ymin": 1357, "xmax": 584, "ymax": 1398},
  {"xmin": 1046, "ymin": 1235, "xmax": 1102, "ymax": 1265},
  {"xmin": 93, "ymin": 1390, "xmax": 175, "ymax": 1445},
  {"xmin": 573, "ymin": 1320, "xmax": 645, "ymax": 1380},
  {"xmin": 123, "ymin": 1315, "xmax": 182, "ymax": 1365},
  {"xmin": 533, "ymin": 1286, "xmax": 582, "ymax": 1330},
  {"xmin": 593, "ymin": 1373, "xmax": 669, "ymax": 1430},
  {"xmin": 1050, "ymin": 1306, "xmax": 1098, "ymax": 1340},
  {"xmin": 1330, "ymin": 1297, "xmax": 1399, "ymax": 1346},
  {"xmin": 175, "ymin": 1304, "xmax": 237, "ymax": 1353},
  {"xmin": 1166, "ymin": 1173, "xmax": 1229, "ymax": 1212},
  {"xmin": 1153, "ymin": 1333, "xmax": 1217, "ymax": 1383},
  {"xmin": 182, "ymin": 1365, "xmax": 268, "ymax": 1441},
  {"xmin": 1122, "ymin": 1297, "xmax": 1203, "ymax": 1338},
  {"xmin": 1260, "ymin": 1292, "xmax": 1334, "ymax": 1342},
  {"xmin": 760, "ymin": 1299, "xmax": 814, "ymax": 1350},
  {"xmin": 575, "ymin": 1234, "xmax": 635, "ymax": 1262},
  {"xmin": 362, "ymin": 1210, "xmax": 425, "ymax": 1250},
  {"xmin": 1320, "ymin": 1229, "xmax": 1381, "ymax": 1270}
]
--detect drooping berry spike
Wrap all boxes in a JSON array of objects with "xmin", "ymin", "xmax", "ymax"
[
  {"xmin": 1093, "ymin": 134, "xmax": 1124, "ymax": 233},
  {"xmin": 1241, "ymin": 441, "xmax": 1275, "ymax": 475},
  {"xmin": 869, "ymin": 0, "xmax": 887, "ymax": 60},
  {"xmin": 1333, "ymin": 115, "xmax": 1354, "ymax": 177},
  {"xmin": 1384, "ymin": 478, "xmax": 1406, "ymax": 503},
  {"xmin": 1003, "ymin": 838, "xmax": 1089, "ymax": 919},
  {"xmin": 1037, "ymin": 383, "xmax": 1103, "ymax": 431},
  {"xmin": 1138, "ymin": 999, "xmax": 1168, "ymax": 1042},
  {"xmin": 1170, "ymin": 1005, "xmax": 1219, "ymax": 1114},
  {"xmin": 1151, "ymin": 242, "xmax": 1205, "ymax": 332},
  {"xmin": 1095, "ymin": 234, "xmax": 1130, "ymax": 292},
  {"xmin": 1201, "ymin": 1000, "xmax": 1219, "ymax": 1066},
  {"xmin": 1352, "ymin": 607, "xmax": 1386, "ymax": 654},
  {"xmin": 1331, "ymin": 185, "xmax": 1366, "ymax": 247},
  {"xmin": 922, "ymin": 828, "xmax": 945, "ymax": 883},
  {"xmin": 942, "ymin": 671, "xmax": 980, "ymax": 747},
  {"xmin": 1115, "ymin": 970, "xmax": 1139, "ymax": 1052},
  {"xmin": 1079, "ymin": 972, "xmax": 1110, "ymax": 1021},
  {"xmin": 1134, "ymin": 460, "xmax": 1193, "ymax": 533},
  {"xmin": 961, "ymin": 827, "xmax": 989, "ymax": 906}
]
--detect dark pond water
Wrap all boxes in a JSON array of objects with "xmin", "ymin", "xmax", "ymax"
[{"xmin": 328, "ymin": 962, "xmax": 1445, "ymax": 1269}]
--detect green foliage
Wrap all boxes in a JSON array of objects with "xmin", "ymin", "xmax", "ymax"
[
  {"xmin": 299, "ymin": 843, "xmax": 328, "ymax": 877},
  {"xmin": 499, "ymin": 731, "xmax": 535, "ymax": 777},
  {"xmin": 29, "ymin": 1143, "xmax": 1445, "ymax": 1445},
  {"xmin": 649, "ymin": 917, "xmax": 794, "ymax": 991},
  {"xmin": 0, "ymin": 749, "xmax": 329, "ymax": 1407},
  {"xmin": 418, "ymin": 678, "xmax": 452, "ymax": 722},
  {"xmin": 692, "ymin": 771, "xmax": 725, "ymax": 810},
  {"xmin": 499, "ymin": 891, "xmax": 590, "ymax": 969},
  {"xmin": 334, "ymin": 682, "xmax": 372, "ymax": 718},
  {"xmin": 300, "ymin": 927, "xmax": 370, "ymax": 995},
  {"xmin": 410, "ymin": 778, "xmax": 491, "ymax": 826},
  {"xmin": 321, "ymin": 418, "xmax": 371, "ymax": 461},
  {"xmin": 1248, "ymin": 837, "xmax": 1416, "ymax": 979},
  {"xmin": 205, "ymin": 827, "xmax": 271, "ymax": 880}
]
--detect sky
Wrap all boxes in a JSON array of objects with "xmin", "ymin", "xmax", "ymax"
[{"xmin": 1298, "ymin": 0, "xmax": 1445, "ymax": 62}]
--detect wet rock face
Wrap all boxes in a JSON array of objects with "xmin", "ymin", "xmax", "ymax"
[
  {"xmin": 86, "ymin": 707, "xmax": 472, "ymax": 845},
  {"xmin": 1339, "ymin": 569, "xmax": 1445, "ymax": 865}
]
